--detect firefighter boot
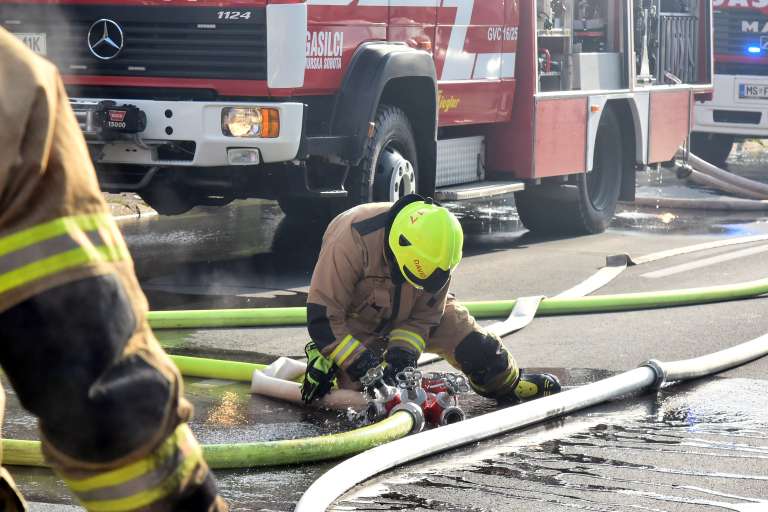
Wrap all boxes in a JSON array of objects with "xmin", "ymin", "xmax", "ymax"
[{"xmin": 512, "ymin": 372, "xmax": 561, "ymax": 402}]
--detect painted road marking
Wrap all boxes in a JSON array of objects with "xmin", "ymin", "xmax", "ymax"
[{"xmin": 641, "ymin": 244, "xmax": 768, "ymax": 279}]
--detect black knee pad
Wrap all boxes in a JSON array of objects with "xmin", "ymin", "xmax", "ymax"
[
  {"xmin": 170, "ymin": 471, "xmax": 221, "ymax": 512},
  {"xmin": 454, "ymin": 330, "xmax": 510, "ymax": 385},
  {"xmin": 0, "ymin": 274, "xmax": 171, "ymax": 462}
]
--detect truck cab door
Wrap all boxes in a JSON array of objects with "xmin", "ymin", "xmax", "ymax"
[
  {"xmin": 388, "ymin": 0, "xmax": 438, "ymax": 54},
  {"xmin": 435, "ymin": 0, "xmax": 505, "ymax": 125},
  {"xmin": 304, "ymin": 1, "xmax": 388, "ymax": 92}
]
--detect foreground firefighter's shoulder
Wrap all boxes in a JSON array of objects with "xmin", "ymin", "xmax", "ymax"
[{"xmin": 0, "ymin": 28, "xmax": 56, "ymax": 107}]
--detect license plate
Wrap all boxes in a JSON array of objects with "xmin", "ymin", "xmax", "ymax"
[
  {"xmin": 14, "ymin": 32, "xmax": 47, "ymax": 56},
  {"xmin": 739, "ymin": 83, "xmax": 768, "ymax": 99}
]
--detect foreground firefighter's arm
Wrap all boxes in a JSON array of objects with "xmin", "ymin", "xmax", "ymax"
[
  {"xmin": 0, "ymin": 29, "xmax": 225, "ymax": 511},
  {"xmin": 0, "ymin": 31, "xmax": 54, "ymax": 225},
  {"xmin": 307, "ymin": 219, "xmax": 380, "ymax": 380}
]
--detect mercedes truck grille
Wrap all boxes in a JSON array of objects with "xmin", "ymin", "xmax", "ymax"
[{"xmin": 0, "ymin": 4, "xmax": 267, "ymax": 81}]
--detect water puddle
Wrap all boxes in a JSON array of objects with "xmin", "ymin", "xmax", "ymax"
[{"xmin": 612, "ymin": 207, "xmax": 768, "ymax": 235}]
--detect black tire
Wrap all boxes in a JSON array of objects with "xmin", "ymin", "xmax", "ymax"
[
  {"xmin": 346, "ymin": 104, "xmax": 419, "ymax": 207},
  {"xmin": 277, "ymin": 196, "xmax": 334, "ymax": 219},
  {"xmin": 514, "ymin": 109, "xmax": 623, "ymax": 235},
  {"xmin": 138, "ymin": 183, "xmax": 199, "ymax": 216},
  {"xmin": 690, "ymin": 132, "xmax": 734, "ymax": 168}
]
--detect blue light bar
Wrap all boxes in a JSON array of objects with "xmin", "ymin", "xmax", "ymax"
[{"xmin": 747, "ymin": 46, "xmax": 762, "ymax": 54}]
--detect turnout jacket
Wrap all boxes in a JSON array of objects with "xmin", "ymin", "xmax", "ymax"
[{"xmin": 307, "ymin": 203, "xmax": 450, "ymax": 379}]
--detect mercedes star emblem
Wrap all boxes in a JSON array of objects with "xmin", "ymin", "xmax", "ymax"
[{"xmin": 87, "ymin": 19, "xmax": 124, "ymax": 60}]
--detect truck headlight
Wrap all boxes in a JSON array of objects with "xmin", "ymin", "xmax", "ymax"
[{"xmin": 221, "ymin": 107, "xmax": 279, "ymax": 138}]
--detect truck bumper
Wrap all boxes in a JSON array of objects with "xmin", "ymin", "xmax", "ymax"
[
  {"xmin": 70, "ymin": 98, "xmax": 305, "ymax": 167},
  {"xmin": 693, "ymin": 74, "xmax": 768, "ymax": 137}
]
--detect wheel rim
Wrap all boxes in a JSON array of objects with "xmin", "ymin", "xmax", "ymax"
[{"xmin": 378, "ymin": 146, "xmax": 416, "ymax": 201}]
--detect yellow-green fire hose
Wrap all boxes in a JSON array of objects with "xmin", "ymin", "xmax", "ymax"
[
  {"xmin": 146, "ymin": 276, "xmax": 768, "ymax": 329},
  {"xmin": 1, "ymin": 412, "xmax": 414, "ymax": 470}
]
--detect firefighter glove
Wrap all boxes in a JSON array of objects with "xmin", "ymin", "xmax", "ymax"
[
  {"xmin": 301, "ymin": 342, "xmax": 337, "ymax": 404},
  {"xmin": 382, "ymin": 346, "xmax": 419, "ymax": 385}
]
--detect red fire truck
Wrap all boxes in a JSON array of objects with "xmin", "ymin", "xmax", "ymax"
[
  {"xmin": 692, "ymin": 0, "xmax": 768, "ymax": 166},
  {"xmin": 2, "ymin": 0, "xmax": 713, "ymax": 234}
]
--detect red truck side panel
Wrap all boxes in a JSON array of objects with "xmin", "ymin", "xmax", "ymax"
[
  {"xmin": 389, "ymin": 2, "xmax": 437, "ymax": 52},
  {"xmin": 435, "ymin": 0, "xmax": 505, "ymax": 125},
  {"xmin": 534, "ymin": 97, "xmax": 588, "ymax": 177},
  {"xmin": 648, "ymin": 89, "xmax": 691, "ymax": 163},
  {"xmin": 496, "ymin": 0, "xmax": 520, "ymax": 122},
  {"xmin": 486, "ymin": 0, "xmax": 535, "ymax": 178},
  {"xmin": 304, "ymin": 5, "xmax": 387, "ymax": 95}
]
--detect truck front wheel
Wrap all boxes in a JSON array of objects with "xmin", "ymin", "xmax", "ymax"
[
  {"xmin": 348, "ymin": 105, "xmax": 419, "ymax": 206},
  {"xmin": 514, "ymin": 109, "xmax": 623, "ymax": 235},
  {"xmin": 277, "ymin": 196, "xmax": 333, "ymax": 219},
  {"xmin": 138, "ymin": 176, "xmax": 200, "ymax": 216},
  {"xmin": 690, "ymin": 132, "xmax": 734, "ymax": 168}
]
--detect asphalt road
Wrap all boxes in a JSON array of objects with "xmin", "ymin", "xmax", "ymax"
[{"xmin": 7, "ymin": 155, "xmax": 768, "ymax": 511}]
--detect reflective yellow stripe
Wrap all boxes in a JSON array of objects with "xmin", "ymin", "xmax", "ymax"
[
  {"xmin": 335, "ymin": 338, "xmax": 361, "ymax": 366},
  {"xmin": 0, "ymin": 214, "xmax": 116, "ymax": 257},
  {"xmin": 0, "ymin": 245, "xmax": 126, "ymax": 295},
  {"xmin": 64, "ymin": 427, "xmax": 181, "ymax": 493},
  {"xmin": 329, "ymin": 334, "xmax": 363, "ymax": 366},
  {"xmin": 81, "ymin": 453, "xmax": 201, "ymax": 512},
  {"xmin": 0, "ymin": 214, "xmax": 128, "ymax": 294},
  {"xmin": 390, "ymin": 335, "xmax": 423, "ymax": 354},
  {"xmin": 329, "ymin": 335, "xmax": 355, "ymax": 362},
  {"xmin": 65, "ymin": 425, "xmax": 203, "ymax": 512},
  {"xmin": 391, "ymin": 329, "xmax": 426, "ymax": 350},
  {"xmin": 390, "ymin": 329, "xmax": 426, "ymax": 353}
]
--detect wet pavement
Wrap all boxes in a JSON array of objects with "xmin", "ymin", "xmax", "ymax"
[
  {"xmin": 6, "ymin": 149, "xmax": 768, "ymax": 510},
  {"xmin": 11, "ymin": 371, "xmax": 767, "ymax": 511},
  {"xmin": 339, "ymin": 378, "xmax": 768, "ymax": 512}
]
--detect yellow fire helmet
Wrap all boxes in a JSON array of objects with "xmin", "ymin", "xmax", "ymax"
[{"xmin": 388, "ymin": 197, "xmax": 463, "ymax": 293}]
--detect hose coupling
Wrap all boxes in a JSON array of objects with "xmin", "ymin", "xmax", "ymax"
[
  {"xmin": 438, "ymin": 406, "xmax": 465, "ymax": 426},
  {"xmin": 390, "ymin": 401, "xmax": 425, "ymax": 434},
  {"xmin": 641, "ymin": 359, "xmax": 666, "ymax": 390},
  {"xmin": 675, "ymin": 162, "xmax": 693, "ymax": 179}
]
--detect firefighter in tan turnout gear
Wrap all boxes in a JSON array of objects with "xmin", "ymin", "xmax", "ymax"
[
  {"xmin": 0, "ymin": 29, "xmax": 226, "ymax": 511},
  {"xmin": 302, "ymin": 194, "xmax": 562, "ymax": 404}
]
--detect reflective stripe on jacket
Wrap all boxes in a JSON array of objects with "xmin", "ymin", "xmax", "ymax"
[
  {"xmin": 0, "ymin": 28, "xmax": 222, "ymax": 512},
  {"xmin": 0, "ymin": 29, "xmax": 121, "ymax": 313},
  {"xmin": 60, "ymin": 425, "xmax": 204, "ymax": 512}
]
